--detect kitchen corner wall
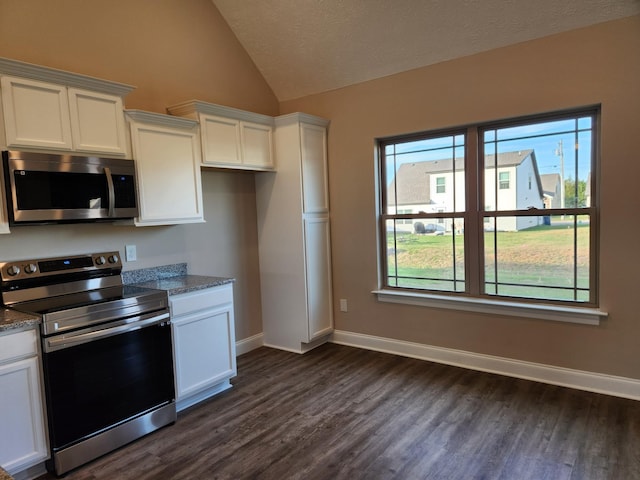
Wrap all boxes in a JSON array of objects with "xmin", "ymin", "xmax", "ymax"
[{"xmin": 0, "ymin": 0, "xmax": 277, "ymax": 342}]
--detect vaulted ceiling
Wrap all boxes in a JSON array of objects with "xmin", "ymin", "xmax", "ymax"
[{"xmin": 211, "ymin": 0, "xmax": 640, "ymax": 101}]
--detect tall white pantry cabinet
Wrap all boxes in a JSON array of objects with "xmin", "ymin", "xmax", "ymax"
[{"xmin": 256, "ymin": 113, "xmax": 333, "ymax": 353}]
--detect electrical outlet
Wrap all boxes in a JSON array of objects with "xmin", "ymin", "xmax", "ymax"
[
  {"xmin": 125, "ymin": 244, "xmax": 137, "ymax": 262},
  {"xmin": 339, "ymin": 299, "xmax": 348, "ymax": 312}
]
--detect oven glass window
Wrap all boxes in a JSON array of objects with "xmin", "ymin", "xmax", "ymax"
[{"xmin": 42, "ymin": 323, "xmax": 174, "ymax": 449}]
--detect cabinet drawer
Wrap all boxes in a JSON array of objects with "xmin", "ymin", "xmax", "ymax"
[
  {"xmin": 0, "ymin": 329, "xmax": 38, "ymax": 363},
  {"xmin": 170, "ymin": 284, "xmax": 233, "ymax": 317}
]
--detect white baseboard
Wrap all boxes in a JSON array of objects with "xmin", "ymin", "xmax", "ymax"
[
  {"xmin": 331, "ymin": 330, "xmax": 640, "ymax": 401},
  {"xmin": 176, "ymin": 380, "xmax": 233, "ymax": 412},
  {"xmin": 236, "ymin": 332, "xmax": 264, "ymax": 356}
]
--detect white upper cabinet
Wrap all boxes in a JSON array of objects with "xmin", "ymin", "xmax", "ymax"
[
  {"xmin": 168, "ymin": 100, "xmax": 275, "ymax": 171},
  {"xmin": 0, "ymin": 57, "xmax": 133, "ymax": 156},
  {"xmin": 126, "ymin": 110, "xmax": 204, "ymax": 226},
  {"xmin": 67, "ymin": 87, "xmax": 128, "ymax": 155},
  {"xmin": 300, "ymin": 122, "xmax": 330, "ymax": 214},
  {"xmin": 240, "ymin": 121, "xmax": 273, "ymax": 169},
  {"xmin": 1, "ymin": 76, "xmax": 73, "ymax": 150},
  {"xmin": 200, "ymin": 115, "xmax": 242, "ymax": 166}
]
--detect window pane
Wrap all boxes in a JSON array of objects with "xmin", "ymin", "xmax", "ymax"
[
  {"xmin": 496, "ymin": 118, "xmax": 577, "ymax": 141},
  {"xmin": 484, "ymin": 215, "xmax": 590, "ymax": 302},
  {"xmin": 484, "ymin": 117, "xmax": 593, "ymax": 212},
  {"xmin": 383, "ymin": 133, "xmax": 466, "ymax": 215},
  {"xmin": 385, "ymin": 218, "xmax": 465, "ymax": 292}
]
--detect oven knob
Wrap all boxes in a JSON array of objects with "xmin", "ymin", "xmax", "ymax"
[
  {"xmin": 6, "ymin": 265, "xmax": 20, "ymax": 276},
  {"xmin": 24, "ymin": 263, "xmax": 37, "ymax": 274},
  {"xmin": 95, "ymin": 256, "xmax": 106, "ymax": 266},
  {"xmin": 108, "ymin": 254, "xmax": 119, "ymax": 264}
]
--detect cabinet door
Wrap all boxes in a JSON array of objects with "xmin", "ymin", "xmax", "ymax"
[
  {"xmin": 240, "ymin": 121, "xmax": 274, "ymax": 169},
  {"xmin": 68, "ymin": 88, "xmax": 127, "ymax": 155},
  {"xmin": 200, "ymin": 114, "xmax": 242, "ymax": 166},
  {"xmin": 172, "ymin": 306, "xmax": 236, "ymax": 400},
  {"xmin": 130, "ymin": 121, "xmax": 204, "ymax": 225},
  {"xmin": 1, "ymin": 76, "xmax": 73, "ymax": 150},
  {"xmin": 0, "ymin": 357, "xmax": 48, "ymax": 474},
  {"xmin": 300, "ymin": 123, "xmax": 329, "ymax": 213},
  {"xmin": 303, "ymin": 216, "xmax": 333, "ymax": 342}
]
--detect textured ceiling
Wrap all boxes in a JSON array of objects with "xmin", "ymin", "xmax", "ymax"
[{"xmin": 212, "ymin": 0, "xmax": 640, "ymax": 101}]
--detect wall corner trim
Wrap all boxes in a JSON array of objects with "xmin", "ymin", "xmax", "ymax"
[
  {"xmin": 236, "ymin": 333, "xmax": 264, "ymax": 356},
  {"xmin": 330, "ymin": 330, "xmax": 640, "ymax": 401}
]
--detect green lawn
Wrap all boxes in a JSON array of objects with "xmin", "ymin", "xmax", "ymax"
[{"xmin": 387, "ymin": 223, "xmax": 590, "ymax": 301}]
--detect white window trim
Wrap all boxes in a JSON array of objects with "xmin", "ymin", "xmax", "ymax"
[{"xmin": 372, "ymin": 289, "xmax": 607, "ymax": 326}]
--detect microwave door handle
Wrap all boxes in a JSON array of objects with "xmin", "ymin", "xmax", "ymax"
[{"xmin": 104, "ymin": 166, "xmax": 115, "ymax": 217}]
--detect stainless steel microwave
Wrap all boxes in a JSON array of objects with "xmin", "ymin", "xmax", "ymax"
[{"xmin": 2, "ymin": 150, "xmax": 139, "ymax": 225}]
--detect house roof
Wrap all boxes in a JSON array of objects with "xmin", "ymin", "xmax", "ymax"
[
  {"xmin": 388, "ymin": 149, "xmax": 542, "ymax": 206},
  {"xmin": 540, "ymin": 173, "xmax": 561, "ymax": 196}
]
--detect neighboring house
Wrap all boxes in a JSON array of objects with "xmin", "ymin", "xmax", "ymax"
[
  {"xmin": 541, "ymin": 173, "xmax": 562, "ymax": 209},
  {"xmin": 388, "ymin": 150, "xmax": 545, "ymax": 232}
]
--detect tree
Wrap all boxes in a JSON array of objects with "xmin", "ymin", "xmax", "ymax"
[{"xmin": 564, "ymin": 177, "xmax": 587, "ymax": 208}]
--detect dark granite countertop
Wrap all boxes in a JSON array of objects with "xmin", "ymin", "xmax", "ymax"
[
  {"xmin": 0, "ymin": 308, "xmax": 40, "ymax": 333},
  {"xmin": 0, "ymin": 465, "xmax": 14, "ymax": 480},
  {"xmin": 133, "ymin": 275, "xmax": 234, "ymax": 296}
]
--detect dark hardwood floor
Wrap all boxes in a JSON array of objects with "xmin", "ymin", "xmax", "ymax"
[{"xmin": 38, "ymin": 343, "xmax": 639, "ymax": 480}]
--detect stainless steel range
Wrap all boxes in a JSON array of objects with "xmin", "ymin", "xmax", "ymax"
[{"xmin": 0, "ymin": 252, "xmax": 176, "ymax": 476}]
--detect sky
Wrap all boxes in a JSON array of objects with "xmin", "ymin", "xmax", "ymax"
[{"xmin": 385, "ymin": 114, "xmax": 594, "ymax": 183}]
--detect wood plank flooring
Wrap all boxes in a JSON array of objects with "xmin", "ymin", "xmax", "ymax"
[{"xmin": 37, "ymin": 343, "xmax": 640, "ymax": 480}]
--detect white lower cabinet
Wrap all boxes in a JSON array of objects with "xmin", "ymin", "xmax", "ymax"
[
  {"xmin": 170, "ymin": 283, "xmax": 237, "ymax": 411},
  {"xmin": 0, "ymin": 329, "xmax": 48, "ymax": 475}
]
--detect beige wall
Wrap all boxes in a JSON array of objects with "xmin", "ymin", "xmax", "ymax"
[
  {"xmin": 0, "ymin": 0, "xmax": 278, "ymax": 115},
  {"xmin": 281, "ymin": 16, "xmax": 640, "ymax": 380},
  {"xmin": 0, "ymin": 0, "xmax": 277, "ymax": 341},
  {"xmin": 1, "ymin": 1, "xmax": 638, "ymax": 380}
]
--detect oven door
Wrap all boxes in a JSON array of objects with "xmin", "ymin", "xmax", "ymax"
[{"xmin": 41, "ymin": 312, "xmax": 175, "ymax": 451}]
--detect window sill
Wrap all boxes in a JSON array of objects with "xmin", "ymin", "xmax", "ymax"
[{"xmin": 372, "ymin": 289, "xmax": 607, "ymax": 325}]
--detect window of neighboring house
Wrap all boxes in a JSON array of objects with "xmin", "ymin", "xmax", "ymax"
[
  {"xmin": 436, "ymin": 177, "xmax": 446, "ymax": 193},
  {"xmin": 499, "ymin": 171, "xmax": 510, "ymax": 189},
  {"xmin": 397, "ymin": 208, "xmax": 413, "ymax": 224},
  {"xmin": 379, "ymin": 106, "xmax": 599, "ymax": 307}
]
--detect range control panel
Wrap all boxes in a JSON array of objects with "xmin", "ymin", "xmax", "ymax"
[{"xmin": 0, "ymin": 251, "xmax": 122, "ymax": 282}]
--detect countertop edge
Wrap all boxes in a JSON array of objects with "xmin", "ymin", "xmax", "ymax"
[
  {"xmin": 0, "ymin": 309, "xmax": 41, "ymax": 334},
  {"xmin": 131, "ymin": 275, "xmax": 235, "ymax": 296}
]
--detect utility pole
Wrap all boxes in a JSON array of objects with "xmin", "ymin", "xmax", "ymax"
[{"xmin": 555, "ymin": 139, "xmax": 565, "ymax": 211}]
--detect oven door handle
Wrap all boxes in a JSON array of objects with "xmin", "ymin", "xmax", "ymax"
[{"xmin": 44, "ymin": 311, "xmax": 170, "ymax": 352}]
